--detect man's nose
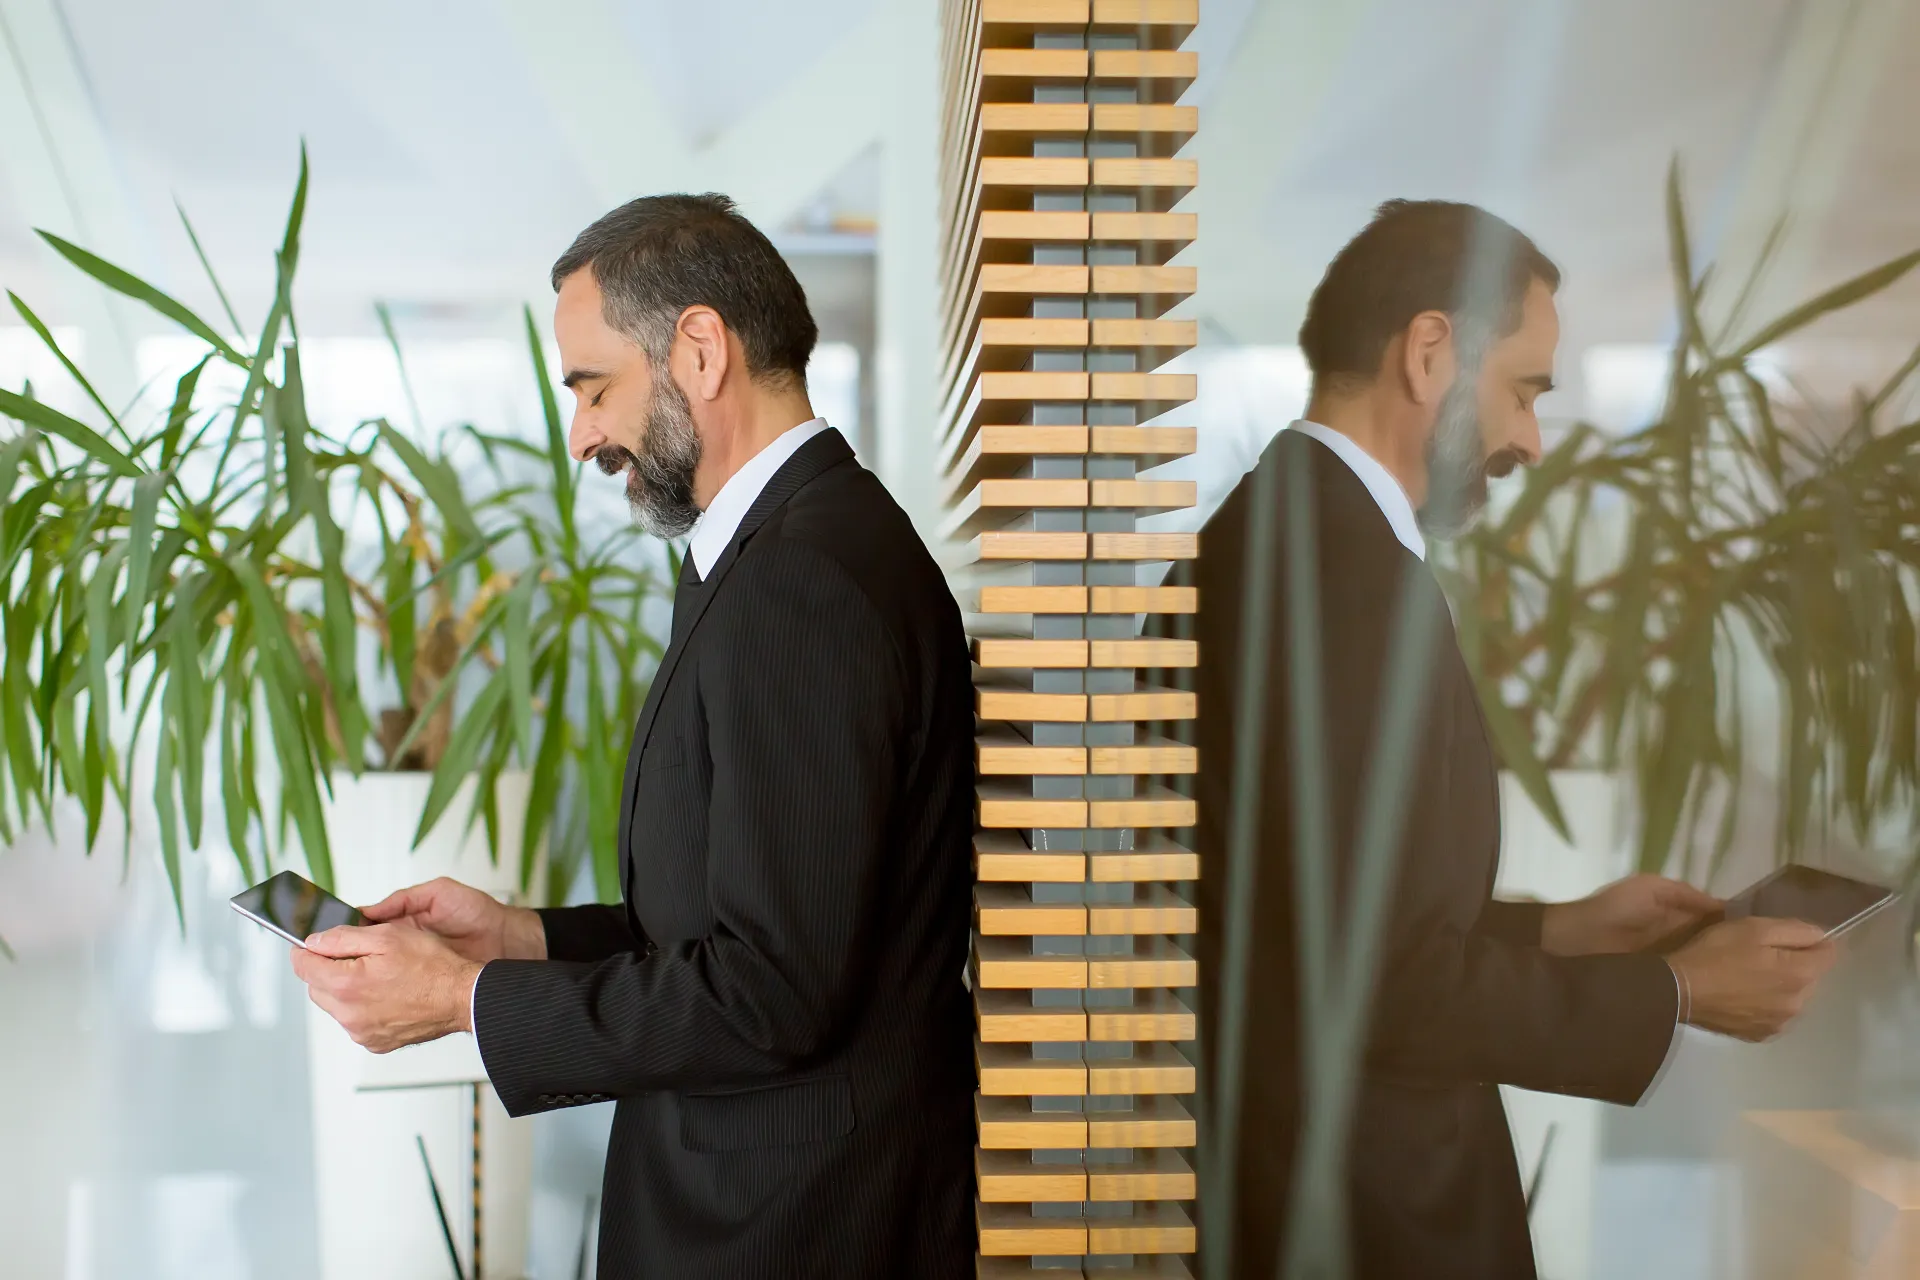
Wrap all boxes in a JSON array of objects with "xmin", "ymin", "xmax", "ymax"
[{"xmin": 568, "ymin": 415, "xmax": 600, "ymax": 464}]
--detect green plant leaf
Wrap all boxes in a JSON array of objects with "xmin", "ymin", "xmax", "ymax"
[
  {"xmin": 384, "ymin": 536, "xmax": 417, "ymax": 701},
  {"xmin": 167, "ymin": 572, "xmax": 210, "ymax": 847},
  {"xmin": 7, "ymin": 291, "xmax": 126, "ymax": 441},
  {"xmin": 413, "ymin": 668, "xmax": 510, "ymax": 847},
  {"xmin": 84, "ymin": 544, "xmax": 125, "ymax": 746},
  {"xmin": 584, "ymin": 635, "xmax": 618, "ymax": 901},
  {"xmin": 1733, "ymin": 247, "xmax": 1920, "ymax": 359},
  {"xmin": 34, "ymin": 230, "xmax": 248, "ymax": 368},
  {"xmin": 160, "ymin": 356, "xmax": 210, "ymax": 469},
  {"xmin": 154, "ymin": 723, "xmax": 185, "ymax": 932},
  {"xmin": 175, "ymin": 199, "xmax": 244, "ymax": 338},
  {"xmin": 503, "ymin": 564, "xmax": 541, "ymax": 764},
  {"xmin": 378, "ymin": 421, "xmax": 482, "ymax": 547},
  {"xmin": 0, "ymin": 388, "xmax": 140, "ymax": 478},
  {"xmin": 523, "ymin": 304, "xmax": 577, "ymax": 555},
  {"xmin": 523, "ymin": 638, "xmax": 569, "ymax": 892},
  {"xmin": 375, "ymin": 301, "xmax": 426, "ymax": 434},
  {"xmin": 0, "ymin": 428, "xmax": 40, "ymax": 504},
  {"xmin": 228, "ymin": 146, "xmax": 309, "ymax": 450},
  {"xmin": 121, "ymin": 470, "xmax": 170, "ymax": 686}
]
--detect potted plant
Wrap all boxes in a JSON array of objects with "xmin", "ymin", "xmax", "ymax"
[
  {"xmin": 1429, "ymin": 163, "xmax": 1920, "ymax": 1275},
  {"xmin": 1, "ymin": 147, "xmax": 669, "ymax": 1278}
]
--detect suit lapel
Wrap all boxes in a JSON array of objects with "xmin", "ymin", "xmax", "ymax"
[{"xmin": 616, "ymin": 429, "xmax": 856, "ymax": 884}]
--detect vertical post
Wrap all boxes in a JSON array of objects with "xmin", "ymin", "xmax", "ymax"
[
  {"xmin": 471, "ymin": 1082, "xmax": 484, "ymax": 1280},
  {"xmin": 937, "ymin": 2, "xmax": 1202, "ymax": 1274}
]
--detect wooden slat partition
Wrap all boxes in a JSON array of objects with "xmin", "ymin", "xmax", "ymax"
[{"xmin": 938, "ymin": 2, "xmax": 1200, "ymax": 1275}]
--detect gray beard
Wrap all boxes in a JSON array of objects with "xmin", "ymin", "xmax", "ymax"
[
  {"xmin": 595, "ymin": 372, "xmax": 704, "ymax": 539},
  {"xmin": 1416, "ymin": 371, "xmax": 1489, "ymax": 540}
]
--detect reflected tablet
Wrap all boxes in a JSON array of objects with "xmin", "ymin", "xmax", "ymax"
[
  {"xmin": 230, "ymin": 869, "xmax": 364, "ymax": 946},
  {"xmin": 1726, "ymin": 864, "xmax": 1895, "ymax": 939}
]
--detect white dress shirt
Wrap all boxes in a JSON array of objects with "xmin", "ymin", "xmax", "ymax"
[
  {"xmin": 1286, "ymin": 419, "xmax": 1426, "ymax": 561},
  {"xmin": 687, "ymin": 417, "xmax": 834, "ymax": 577},
  {"xmin": 1289, "ymin": 418, "xmax": 1682, "ymax": 1096},
  {"xmin": 469, "ymin": 416, "xmax": 835, "ymax": 1055}
]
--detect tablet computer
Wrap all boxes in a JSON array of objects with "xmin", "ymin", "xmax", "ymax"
[
  {"xmin": 1724, "ymin": 864, "xmax": 1894, "ymax": 938},
  {"xmin": 230, "ymin": 869, "xmax": 364, "ymax": 946}
]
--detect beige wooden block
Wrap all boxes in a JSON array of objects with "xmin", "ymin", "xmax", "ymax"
[
  {"xmin": 1087, "ymin": 989, "xmax": 1195, "ymax": 1041},
  {"xmin": 977, "ymin": 1096, "xmax": 1089, "ymax": 1151},
  {"xmin": 975, "ymin": 1041, "xmax": 1088, "ymax": 1097},
  {"xmin": 1086, "ymin": 585, "xmax": 1196, "ymax": 614},
  {"xmin": 1085, "ymin": 1044, "xmax": 1196, "ymax": 1097},
  {"xmin": 977, "ymin": 786, "xmax": 1088, "ymax": 829},
  {"xmin": 976, "ymin": 1148, "xmax": 1088, "ymax": 1203},
  {"xmin": 974, "ymin": 988, "xmax": 1086, "ymax": 1042},
  {"xmin": 1088, "ymin": 885, "xmax": 1197, "ymax": 936},
  {"xmin": 1088, "ymin": 686, "xmax": 1197, "ymax": 722},
  {"xmin": 975, "ymin": 882, "xmax": 1088, "ymax": 936},
  {"xmin": 1088, "ymin": 1097, "xmax": 1197, "ymax": 1149},
  {"xmin": 974, "ymin": 935, "xmax": 1089, "ymax": 989},
  {"xmin": 973, "ymin": 832, "xmax": 1087, "ymax": 883}
]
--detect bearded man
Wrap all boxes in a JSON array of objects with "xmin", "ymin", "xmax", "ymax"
[
  {"xmin": 1188, "ymin": 200, "xmax": 1836, "ymax": 1278},
  {"xmin": 291, "ymin": 194, "xmax": 974, "ymax": 1279}
]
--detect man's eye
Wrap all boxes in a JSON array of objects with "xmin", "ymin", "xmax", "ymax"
[{"xmin": 590, "ymin": 391, "xmax": 604, "ymax": 408}]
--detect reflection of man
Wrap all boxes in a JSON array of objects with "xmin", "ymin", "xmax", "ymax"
[
  {"xmin": 1189, "ymin": 200, "xmax": 1837, "ymax": 1278},
  {"xmin": 291, "ymin": 194, "xmax": 975, "ymax": 1278}
]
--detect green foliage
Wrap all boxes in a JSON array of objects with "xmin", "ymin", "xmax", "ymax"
[
  {"xmin": 1436, "ymin": 161, "xmax": 1920, "ymax": 879},
  {"xmin": 0, "ymin": 148, "xmax": 667, "ymax": 932}
]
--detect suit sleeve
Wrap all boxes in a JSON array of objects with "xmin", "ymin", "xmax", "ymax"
[
  {"xmin": 1474, "ymin": 899, "xmax": 1546, "ymax": 946},
  {"xmin": 1337, "ymin": 592, "xmax": 1676, "ymax": 1105},
  {"xmin": 535, "ymin": 904, "xmax": 645, "ymax": 964},
  {"xmin": 471, "ymin": 542, "xmax": 906, "ymax": 1112}
]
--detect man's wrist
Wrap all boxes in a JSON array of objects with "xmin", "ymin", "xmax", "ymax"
[
  {"xmin": 454, "ymin": 960, "xmax": 485, "ymax": 1034},
  {"xmin": 1540, "ymin": 902, "xmax": 1585, "ymax": 956},
  {"xmin": 503, "ymin": 906, "xmax": 547, "ymax": 961}
]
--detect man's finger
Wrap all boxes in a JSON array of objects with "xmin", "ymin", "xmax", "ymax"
[
  {"xmin": 305, "ymin": 923, "xmax": 385, "ymax": 959},
  {"xmin": 360, "ymin": 883, "xmax": 433, "ymax": 923},
  {"xmin": 1755, "ymin": 917, "xmax": 1831, "ymax": 950},
  {"xmin": 1660, "ymin": 880, "xmax": 1723, "ymax": 913}
]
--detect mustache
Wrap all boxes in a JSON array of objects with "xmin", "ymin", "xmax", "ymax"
[
  {"xmin": 1483, "ymin": 446, "xmax": 1527, "ymax": 480},
  {"xmin": 594, "ymin": 444, "xmax": 637, "ymax": 477}
]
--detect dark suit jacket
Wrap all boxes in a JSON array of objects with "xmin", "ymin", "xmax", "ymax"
[
  {"xmin": 1186, "ymin": 429, "xmax": 1678, "ymax": 1279},
  {"xmin": 473, "ymin": 430, "xmax": 976, "ymax": 1279}
]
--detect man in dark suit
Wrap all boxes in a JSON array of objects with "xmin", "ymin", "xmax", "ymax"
[
  {"xmin": 292, "ymin": 194, "xmax": 975, "ymax": 1278},
  {"xmin": 1188, "ymin": 200, "xmax": 1838, "ymax": 1278}
]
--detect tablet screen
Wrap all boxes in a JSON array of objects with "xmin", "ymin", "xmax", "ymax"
[{"xmin": 1731, "ymin": 865, "xmax": 1892, "ymax": 936}]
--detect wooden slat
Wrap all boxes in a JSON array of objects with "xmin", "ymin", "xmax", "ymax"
[
  {"xmin": 975, "ymin": 883, "xmax": 1088, "ymax": 935},
  {"xmin": 977, "ymin": 786, "xmax": 1088, "ymax": 829},
  {"xmin": 1090, "ymin": 532, "xmax": 1198, "ymax": 562},
  {"xmin": 1088, "ymin": 884, "xmax": 1198, "ymax": 935},
  {"xmin": 974, "ymin": 584, "xmax": 1090, "ymax": 614},
  {"xmin": 1089, "ymin": 787, "xmax": 1197, "ymax": 829},
  {"xmin": 975, "ymin": 988, "xmax": 1086, "ymax": 1042},
  {"xmin": 1086, "ymin": 989, "xmax": 1195, "ymax": 1041},
  {"xmin": 1089, "ymin": 424, "xmax": 1197, "ymax": 463},
  {"xmin": 974, "ymin": 935, "xmax": 1089, "ymax": 989},
  {"xmin": 977, "ymin": 736, "xmax": 1091, "ymax": 775},
  {"xmin": 972, "ymin": 637, "xmax": 1090, "ymax": 668},
  {"xmin": 976, "ymin": 683, "xmax": 1088, "ymax": 723},
  {"xmin": 977, "ymin": 1097, "xmax": 1089, "ymax": 1151},
  {"xmin": 970, "ymin": 531, "xmax": 1089, "ymax": 563},
  {"xmin": 976, "ymin": 1148, "xmax": 1088, "ymax": 1203},
  {"xmin": 974, "ymin": 832, "xmax": 1087, "ymax": 883},
  {"xmin": 1089, "ymin": 737, "xmax": 1197, "ymax": 774},
  {"xmin": 1087, "ymin": 585, "xmax": 1197, "ymax": 613},
  {"xmin": 1088, "ymin": 941, "xmax": 1196, "ymax": 989},
  {"xmin": 1085, "ymin": 1043, "xmax": 1197, "ymax": 1096},
  {"xmin": 1089, "ymin": 839, "xmax": 1201, "ymax": 883},
  {"xmin": 1087, "ymin": 1097, "xmax": 1197, "ymax": 1149},
  {"xmin": 1086, "ymin": 1202, "xmax": 1196, "ymax": 1254},
  {"xmin": 1089, "ymin": 478, "xmax": 1196, "ymax": 512},
  {"xmin": 976, "ymin": 1202, "xmax": 1088, "ymax": 1256},
  {"xmin": 975, "ymin": 1041, "xmax": 1088, "ymax": 1096},
  {"xmin": 1086, "ymin": 1149, "xmax": 1197, "ymax": 1202},
  {"xmin": 1089, "ymin": 637, "xmax": 1198, "ymax": 667},
  {"xmin": 1089, "ymin": 686, "xmax": 1196, "ymax": 721}
]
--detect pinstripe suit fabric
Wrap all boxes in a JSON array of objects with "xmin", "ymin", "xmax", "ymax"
[{"xmin": 474, "ymin": 431, "xmax": 975, "ymax": 1278}]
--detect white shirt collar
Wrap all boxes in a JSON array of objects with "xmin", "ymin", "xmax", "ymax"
[
  {"xmin": 1286, "ymin": 419, "xmax": 1426, "ymax": 561},
  {"xmin": 687, "ymin": 417, "xmax": 834, "ymax": 577}
]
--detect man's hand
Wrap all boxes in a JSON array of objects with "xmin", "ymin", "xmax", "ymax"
[
  {"xmin": 1668, "ymin": 916, "xmax": 1837, "ymax": 1042},
  {"xmin": 359, "ymin": 876, "xmax": 546, "ymax": 965},
  {"xmin": 292, "ymin": 922, "xmax": 483, "ymax": 1053},
  {"xmin": 1541, "ymin": 874, "xmax": 1723, "ymax": 957}
]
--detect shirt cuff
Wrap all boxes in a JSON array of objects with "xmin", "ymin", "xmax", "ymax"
[
  {"xmin": 469, "ymin": 961, "xmax": 488, "ymax": 1065},
  {"xmin": 1634, "ymin": 961, "xmax": 1688, "ymax": 1104}
]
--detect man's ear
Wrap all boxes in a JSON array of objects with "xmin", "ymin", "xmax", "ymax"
[
  {"xmin": 1401, "ymin": 310, "xmax": 1456, "ymax": 408},
  {"xmin": 675, "ymin": 305, "xmax": 730, "ymax": 402}
]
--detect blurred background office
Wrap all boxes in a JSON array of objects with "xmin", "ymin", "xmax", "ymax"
[{"xmin": 3, "ymin": 0, "xmax": 1919, "ymax": 1277}]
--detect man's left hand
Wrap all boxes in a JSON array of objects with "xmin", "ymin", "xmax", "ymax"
[
  {"xmin": 291, "ymin": 922, "xmax": 483, "ymax": 1053},
  {"xmin": 1542, "ymin": 874, "xmax": 1723, "ymax": 957}
]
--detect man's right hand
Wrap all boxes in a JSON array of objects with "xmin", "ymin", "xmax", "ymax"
[
  {"xmin": 1668, "ymin": 916, "xmax": 1837, "ymax": 1042},
  {"xmin": 360, "ymin": 877, "xmax": 547, "ymax": 966}
]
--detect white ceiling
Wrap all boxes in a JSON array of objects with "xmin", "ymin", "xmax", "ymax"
[{"xmin": 1, "ymin": 0, "xmax": 1916, "ymax": 410}]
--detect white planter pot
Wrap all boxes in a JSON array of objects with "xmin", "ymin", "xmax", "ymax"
[
  {"xmin": 1496, "ymin": 769, "xmax": 1633, "ymax": 1280},
  {"xmin": 305, "ymin": 770, "xmax": 547, "ymax": 1280}
]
